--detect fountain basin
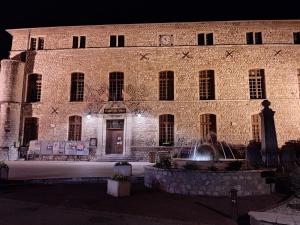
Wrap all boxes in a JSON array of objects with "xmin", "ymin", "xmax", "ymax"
[
  {"xmin": 173, "ymin": 158, "xmax": 247, "ymax": 170},
  {"xmin": 144, "ymin": 166, "xmax": 273, "ymax": 196}
]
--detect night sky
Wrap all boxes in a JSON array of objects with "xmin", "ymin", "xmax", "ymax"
[{"xmin": 0, "ymin": 0, "xmax": 299, "ymax": 59}]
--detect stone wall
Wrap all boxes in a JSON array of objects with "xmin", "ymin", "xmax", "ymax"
[
  {"xmin": 1, "ymin": 20, "xmax": 300, "ymax": 160},
  {"xmin": 144, "ymin": 166, "xmax": 271, "ymax": 196}
]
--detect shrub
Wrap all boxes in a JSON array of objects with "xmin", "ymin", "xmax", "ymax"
[
  {"xmin": 225, "ymin": 161, "xmax": 243, "ymax": 171},
  {"xmin": 208, "ymin": 165, "xmax": 218, "ymax": 171},
  {"xmin": 112, "ymin": 174, "xmax": 129, "ymax": 181},
  {"xmin": 154, "ymin": 158, "xmax": 172, "ymax": 169},
  {"xmin": 114, "ymin": 161, "xmax": 131, "ymax": 166},
  {"xmin": 183, "ymin": 163, "xmax": 198, "ymax": 170},
  {"xmin": 0, "ymin": 161, "xmax": 8, "ymax": 169}
]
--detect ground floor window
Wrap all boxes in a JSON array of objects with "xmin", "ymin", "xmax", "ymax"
[
  {"xmin": 23, "ymin": 117, "xmax": 39, "ymax": 146},
  {"xmin": 159, "ymin": 114, "xmax": 174, "ymax": 146},
  {"xmin": 68, "ymin": 115, "xmax": 82, "ymax": 141}
]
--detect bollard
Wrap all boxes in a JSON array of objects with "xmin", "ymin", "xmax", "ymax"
[{"xmin": 230, "ymin": 188, "xmax": 238, "ymax": 221}]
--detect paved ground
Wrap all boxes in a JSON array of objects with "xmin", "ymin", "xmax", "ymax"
[
  {"xmin": 0, "ymin": 183, "xmax": 288, "ymax": 225},
  {"xmin": 5, "ymin": 161, "xmax": 151, "ymax": 180}
]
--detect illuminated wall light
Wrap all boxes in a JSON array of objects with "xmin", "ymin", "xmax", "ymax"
[
  {"xmin": 137, "ymin": 113, "xmax": 142, "ymax": 118},
  {"xmin": 87, "ymin": 112, "xmax": 92, "ymax": 119}
]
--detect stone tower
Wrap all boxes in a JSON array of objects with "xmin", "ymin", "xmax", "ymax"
[{"xmin": 0, "ymin": 59, "xmax": 25, "ymax": 160}]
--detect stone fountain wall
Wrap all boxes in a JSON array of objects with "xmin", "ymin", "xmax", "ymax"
[{"xmin": 144, "ymin": 166, "xmax": 272, "ymax": 196}]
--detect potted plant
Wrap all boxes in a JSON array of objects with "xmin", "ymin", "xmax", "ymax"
[
  {"xmin": 0, "ymin": 161, "xmax": 9, "ymax": 180},
  {"xmin": 113, "ymin": 161, "xmax": 132, "ymax": 176},
  {"xmin": 107, "ymin": 174, "xmax": 130, "ymax": 197}
]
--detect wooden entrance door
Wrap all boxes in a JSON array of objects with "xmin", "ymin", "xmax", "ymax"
[{"xmin": 106, "ymin": 120, "xmax": 124, "ymax": 154}]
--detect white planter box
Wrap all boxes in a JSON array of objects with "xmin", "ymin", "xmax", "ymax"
[
  {"xmin": 0, "ymin": 167, "xmax": 9, "ymax": 180},
  {"xmin": 113, "ymin": 165, "xmax": 132, "ymax": 176},
  {"xmin": 107, "ymin": 179, "xmax": 130, "ymax": 197}
]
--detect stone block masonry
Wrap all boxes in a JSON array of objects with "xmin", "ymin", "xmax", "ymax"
[
  {"xmin": 0, "ymin": 20, "xmax": 299, "ymax": 160},
  {"xmin": 144, "ymin": 166, "xmax": 271, "ymax": 196}
]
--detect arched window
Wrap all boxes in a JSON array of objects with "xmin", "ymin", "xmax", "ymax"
[
  {"xmin": 249, "ymin": 69, "xmax": 266, "ymax": 99},
  {"xmin": 68, "ymin": 116, "xmax": 82, "ymax": 141},
  {"xmin": 159, "ymin": 114, "xmax": 174, "ymax": 146},
  {"xmin": 109, "ymin": 72, "xmax": 124, "ymax": 101},
  {"xmin": 26, "ymin": 74, "xmax": 42, "ymax": 102},
  {"xmin": 70, "ymin": 72, "xmax": 84, "ymax": 101},
  {"xmin": 159, "ymin": 71, "xmax": 174, "ymax": 100},
  {"xmin": 199, "ymin": 70, "xmax": 215, "ymax": 100},
  {"xmin": 200, "ymin": 114, "xmax": 217, "ymax": 141},
  {"xmin": 251, "ymin": 114, "xmax": 261, "ymax": 142}
]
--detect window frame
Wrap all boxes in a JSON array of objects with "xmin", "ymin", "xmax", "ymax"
[
  {"xmin": 68, "ymin": 115, "xmax": 82, "ymax": 141},
  {"xmin": 199, "ymin": 70, "xmax": 215, "ymax": 100},
  {"xmin": 159, "ymin": 114, "xmax": 174, "ymax": 146},
  {"xmin": 26, "ymin": 73, "xmax": 42, "ymax": 103},
  {"xmin": 70, "ymin": 72, "xmax": 85, "ymax": 102},
  {"xmin": 159, "ymin": 71, "xmax": 174, "ymax": 101},
  {"xmin": 249, "ymin": 69, "xmax": 266, "ymax": 99}
]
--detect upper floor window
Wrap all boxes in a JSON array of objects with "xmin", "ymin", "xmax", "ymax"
[
  {"xmin": 30, "ymin": 37, "xmax": 44, "ymax": 50},
  {"xmin": 26, "ymin": 74, "xmax": 42, "ymax": 102},
  {"xmin": 72, "ymin": 36, "xmax": 86, "ymax": 48},
  {"xmin": 200, "ymin": 114, "xmax": 217, "ymax": 141},
  {"xmin": 294, "ymin": 32, "xmax": 300, "ymax": 44},
  {"xmin": 159, "ymin": 114, "xmax": 174, "ymax": 146},
  {"xmin": 109, "ymin": 72, "xmax": 124, "ymax": 101},
  {"xmin": 199, "ymin": 70, "xmax": 215, "ymax": 100},
  {"xmin": 68, "ymin": 116, "xmax": 82, "ymax": 141},
  {"xmin": 159, "ymin": 71, "xmax": 174, "ymax": 101},
  {"xmin": 251, "ymin": 114, "xmax": 261, "ymax": 142},
  {"xmin": 110, "ymin": 35, "xmax": 125, "ymax": 47},
  {"xmin": 198, "ymin": 33, "xmax": 213, "ymax": 46},
  {"xmin": 246, "ymin": 32, "xmax": 262, "ymax": 44},
  {"xmin": 249, "ymin": 69, "xmax": 266, "ymax": 99},
  {"xmin": 70, "ymin": 72, "xmax": 84, "ymax": 101}
]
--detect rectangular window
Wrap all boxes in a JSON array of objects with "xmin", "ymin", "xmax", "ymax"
[
  {"xmin": 159, "ymin": 71, "xmax": 174, "ymax": 101},
  {"xmin": 199, "ymin": 70, "xmax": 215, "ymax": 100},
  {"xmin": 118, "ymin": 35, "xmax": 125, "ymax": 47},
  {"xmin": 37, "ymin": 37, "xmax": 44, "ymax": 50},
  {"xmin": 30, "ymin": 38, "xmax": 37, "ymax": 50},
  {"xmin": 72, "ymin": 36, "xmax": 79, "ymax": 48},
  {"xmin": 109, "ymin": 72, "xmax": 124, "ymax": 101},
  {"xmin": 198, "ymin": 33, "xmax": 213, "ymax": 45},
  {"xmin": 206, "ymin": 33, "xmax": 213, "ymax": 45},
  {"xmin": 110, "ymin": 35, "xmax": 117, "ymax": 47},
  {"xmin": 68, "ymin": 116, "xmax": 82, "ymax": 141},
  {"xmin": 249, "ymin": 69, "xmax": 266, "ymax": 99},
  {"xmin": 70, "ymin": 73, "xmax": 84, "ymax": 101},
  {"xmin": 200, "ymin": 114, "xmax": 217, "ymax": 141},
  {"xmin": 246, "ymin": 32, "xmax": 254, "ymax": 44},
  {"xmin": 79, "ymin": 36, "xmax": 86, "ymax": 48},
  {"xmin": 72, "ymin": 36, "xmax": 86, "ymax": 48},
  {"xmin": 251, "ymin": 114, "xmax": 261, "ymax": 142},
  {"xmin": 247, "ymin": 32, "xmax": 262, "ymax": 44},
  {"xmin": 294, "ymin": 32, "xmax": 300, "ymax": 44},
  {"xmin": 110, "ymin": 35, "xmax": 124, "ymax": 47},
  {"xmin": 159, "ymin": 114, "xmax": 174, "ymax": 146},
  {"xmin": 255, "ymin": 32, "xmax": 262, "ymax": 44}
]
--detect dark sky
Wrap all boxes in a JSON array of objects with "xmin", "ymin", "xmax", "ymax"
[{"xmin": 0, "ymin": 0, "xmax": 299, "ymax": 59}]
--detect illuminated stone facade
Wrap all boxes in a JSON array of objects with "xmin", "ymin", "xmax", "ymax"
[{"xmin": 0, "ymin": 20, "xmax": 300, "ymax": 160}]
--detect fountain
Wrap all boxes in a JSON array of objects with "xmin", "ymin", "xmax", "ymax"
[{"xmin": 173, "ymin": 135, "xmax": 245, "ymax": 170}]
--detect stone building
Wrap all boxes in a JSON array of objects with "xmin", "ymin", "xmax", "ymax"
[{"xmin": 0, "ymin": 20, "xmax": 300, "ymax": 161}]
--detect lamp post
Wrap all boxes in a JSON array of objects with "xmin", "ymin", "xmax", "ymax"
[{"xmin": 230, "ymin": 188, "xmax": 238, "ymax": 221}]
